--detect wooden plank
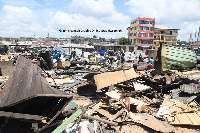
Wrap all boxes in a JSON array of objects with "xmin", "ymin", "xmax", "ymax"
[
  {"xmin": 129, "ymin": 113, "xmax": 175, "ymax": 132},
  {"xmin": 82, "ymin": 114, "xmax": 118, "ymax": 126},
  {"xmin": 96, "ymin": 109, "xmax": 113, "ymax": 119},
  {"xmin": 111, "ymin": 108, "xmax": 126, "ymax": 121},
  {"xmin": 185, "ymin": 113, "xmax": 200, "ymax": 125},
  {"xmin": 52, "ymin": 109, "xmax": 82, "ymax": 133},
  {"xmin": 86, "ymin": 101, "xmax": 102, "ymax": 115},
  {"xmin": 94, "ymin": 68, "xmax": 139, "ymax": 90},
  {"xmin": 170, "ymin": 113, "xmax": 200, "ymax": 125},
  {"xmin": 175, "ymin": 113, "xmax": 193, "ymax": 125},
  {"xmin": 0, "ymin": 111, "xmax": 44, "ymax": 122}
]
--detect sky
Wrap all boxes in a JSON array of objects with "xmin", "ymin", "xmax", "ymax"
[{"xmin": 0, "ymin": 0, "xmax": 200, "ymax": 41}]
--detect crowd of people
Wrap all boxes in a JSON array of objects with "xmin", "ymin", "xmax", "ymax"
[{"xmin": 57, "ymin": 48, "xmax": 155, "ymax": 70}]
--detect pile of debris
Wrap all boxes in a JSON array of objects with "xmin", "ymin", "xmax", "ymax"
[
  {"xmin": 0, "ymin": 44, "xmax": 200, "ymax": 133},
  {"xmin": 0, "ymin": 55, "xmax": 199, "ymax": 133}
]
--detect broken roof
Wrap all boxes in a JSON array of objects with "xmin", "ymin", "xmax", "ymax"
[{"xmin": 0, "ymin": 56, "xmax": 71, "ymax": 109}]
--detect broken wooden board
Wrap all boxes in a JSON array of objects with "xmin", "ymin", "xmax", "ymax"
[
  {"xmin": 86, "ymin": 101, "xmax": 103, "ymax": 116},
  {"xmin": 94, "ymin": 68, "xmax": 139, "ymax": 90},
  {"xmin": 167, "ymin": 112, "xmax": 200, "ymax": 125},
  {"xmin": 46, "ymin": 78, "xmax": 74, "ymax": 85},
  {"xmin": 160, "ymin": 96, "xmax": 195, "ymax": 114},
  {"xmin": 82, "ymin": 114, "xmax": 118, "ymax": 126},
  {"xmin": 106, "ymin": 90, "xmax": 121, "ymax": 99},
  {"xmin": 0, "ymin": 111, "xmax": 45, "ymax": 122},
  {"xmin": 57, "ymin": 61, "xmax": 71, "ymax": 69},
  {"xmin": 129, "ymin": 112, "xmax": 175, "ymax": 132},
  {"xmin": 96, "ymin": 108, "xmax": 126, "ymax": 121}
]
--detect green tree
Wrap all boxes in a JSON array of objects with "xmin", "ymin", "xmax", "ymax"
[
  {"xmin": 93, "ymin": 35, "xmax": 97, "ymax": 38},
  {"xmin": 118, "ymin": 37, "xmax": 128, "ymax": 45},
  {"xmin": 177, "ymin": 39, "xmax": 189, "ymax": 45}
]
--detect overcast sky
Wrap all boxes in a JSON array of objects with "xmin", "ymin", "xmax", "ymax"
[{"xmin": 0, "ymin": 0, "xmax": 200, "ymax": 41}]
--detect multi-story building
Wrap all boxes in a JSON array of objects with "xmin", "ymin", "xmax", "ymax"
[
  {"xmin": 153, "ymin": 28, "xmax": 179, "ymax": 49},
  {"xmin": 128, "ymin": 17, "xmax": 155, "ymax": 49}
]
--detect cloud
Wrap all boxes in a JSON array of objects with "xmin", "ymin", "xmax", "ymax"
[
  {"xmin": 48, "ymin": 11, "xmax": 129, "ymax": 38},
  {"xmin": 0, "ymin": 0, "xmax": 40, "ymax": 8},
  {"xmin": 125, "ymin": 0, "xmax": 200, "ymax": 41},
  {"xmin": 69, "ymin": 0, "xmax": 115, "ymax": 18},
  {"xmin": 0, "ymin": 5, "xmax": 47, "ymax": 37},
  {"xmin": 0, "ymin": 0, "xmax": 130, "ymax": 39}
]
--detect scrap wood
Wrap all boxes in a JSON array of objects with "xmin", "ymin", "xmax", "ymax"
[
  {"xmin": 160, "ymin": 96, "xmax": 195, "ymax": 114},
  {"xmin": 86, "ymin": 101, "xmax": 103, "ymax": 116},
  {"xmin": 82, "ymin": 114, "xmax": 118, "ymax": 126},
  {"xmin": 167, "ymin": 112, "xmax": 200, "ymax": 125},
  {"xmin": 94, "ymin": 68, "xmax": 139, "ymax": 90},
  {"xmin": 46, "ymin": 78, "xmax": 74, "ymax": 85},
  {"xmin": 129, "ymin": 112, "xmax": 175, "ymax": 132},
  {"xmin": 96, "ymin": 108, "xmax": 126, "ymax": 121},
  {"xmin": 0, "ymin": 111, "xmax": 47, "ymax": 123}
]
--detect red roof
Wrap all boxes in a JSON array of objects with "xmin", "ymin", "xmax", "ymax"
[{"xmin": 190, "ymin": 42, "xmax": 200, "ymax": 45}]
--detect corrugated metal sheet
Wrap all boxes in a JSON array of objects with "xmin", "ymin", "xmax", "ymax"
[
  {"xmin": 180, "ymin": 83, "xmax": 200, "ymax": 94},
  {"xmin": 161, "ymin": 45, "xmax": 197, "ymax": 71},
  {"xmin": 0, "ymin": 56, "xmax": 71, "ymax": 109}
]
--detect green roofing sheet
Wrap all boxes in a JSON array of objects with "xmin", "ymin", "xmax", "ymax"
[{"xmin": 161, "ymin": 45, "xmax": 197, "ymax": 71}]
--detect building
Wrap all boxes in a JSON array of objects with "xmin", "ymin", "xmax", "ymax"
[
  {"xmin": 153, "ymin": 28, "xmax": 179, "ymax": 49},
  {"xmin": 71, "ymin": 36, "xmax": 85, "ymax": 44},
  {"xmin": 128, "ymin": 17, "xmax": 155, "ymax": 49}
]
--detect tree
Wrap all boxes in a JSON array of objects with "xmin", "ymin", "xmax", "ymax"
[
  {"xmin": 177, "ymin": 39, "xmax": 189, "ymax": 45},
  {"xmin": 93, "ymin": 35, "xmax": 97, "ymax": 38},
  {"xmin": 118, "ymin": 37, "xmax": 128, "ymax": 45}
]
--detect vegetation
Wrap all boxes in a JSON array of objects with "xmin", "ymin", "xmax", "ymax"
[
  {"xmin": 93, "ymin": 35, "xmax": 97, "ymax": 38},
  {"xmin": 177, "ymin": 39, "xmax": 189, "ymax": 45},
  {"xmin": 118, "ymin": 37, "xmax": 128, "ymax": 45}
]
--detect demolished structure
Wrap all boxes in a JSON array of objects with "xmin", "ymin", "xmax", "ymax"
[{"xmin": 0, "ymin": 44, "xmax": 199, "ymax": 133}]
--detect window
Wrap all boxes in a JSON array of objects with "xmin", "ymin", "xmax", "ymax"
[
  {"xmin": 139, "ymin": 20, "xmax": 144, "ymax": 24},
  {"xmin": 135, "ymin": 27, "xmax": 137, "ymax": 30},
  {"xmin": 139, "ymin": 26, "xmax": 143, "ymax": 30},
  {"xmin": 138, "ymin": 33, "xmax": 142, "ymax": 37},
  {"xmin": 167, "ymin": 31, "xmax": 170, "ymax": 34},
  {"xmin": 150, "ymin": 27, "xmax": 154, "ymax": 31},
  {"xmin": 144, "ymin": 21, "xmax": 149, "ymax": 24},
  {"xmin": 143, "ymin": 27, "xmax": 149, "ymax": 30},
  {"xmin": 143, "ymin": 33, "xmax": 148, "ymax": 37},
  {"xmin": 149, "ymin": 33, "xmax": 153, "ymax": 37},
  {"xmin": 165, "ymin": 37, "xmax": 170, "ymax": 41},
  {"xmin": 172, "ymin": 31, "xmax": 177, "ymax": 33},
  {"xmin": 134, "ymin": 33, "xmax": 137, "ymax": 36},
  {"xmin": 150, "ymin": 21, "xmax": 155, "ymax": 25},
  {"xmin": 172, "ymin": 37, "xmax": 176, "ymax": 41}
]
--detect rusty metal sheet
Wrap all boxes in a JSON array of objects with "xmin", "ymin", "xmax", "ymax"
[
  {"xmin": 94, "ymin": 68, "xmax": 139, "ymax": 90},
  {"xmin": 0, "ymin": 56, "xmax": 72, "ymax": 117},
  {"xmin": 0, "ymin": 60, "xmax": 14, "ymax": 76}
]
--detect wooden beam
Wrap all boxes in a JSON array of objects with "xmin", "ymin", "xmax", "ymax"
[{"xmin": 0, "ymin": 111, "xmax": 44, "ymax": 122}]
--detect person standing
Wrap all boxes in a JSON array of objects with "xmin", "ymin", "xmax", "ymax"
[
  {"xmin": 139, "ymin": 53, "xmax": 142, "ymax": 63},
  {"xmin": 121, "ymin": 53, "xmax": 125, "ymax": 68},
  {"xmin": 133, "ymin": 57, "xmax": 139, "ymax": 69},
  {"xmin": 149, "ymin": 57, "xmax": 154, "ymax": 64},
  {"xmin": 116, "ymin": 52, "xmax": 121, "ymax": 67}
]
